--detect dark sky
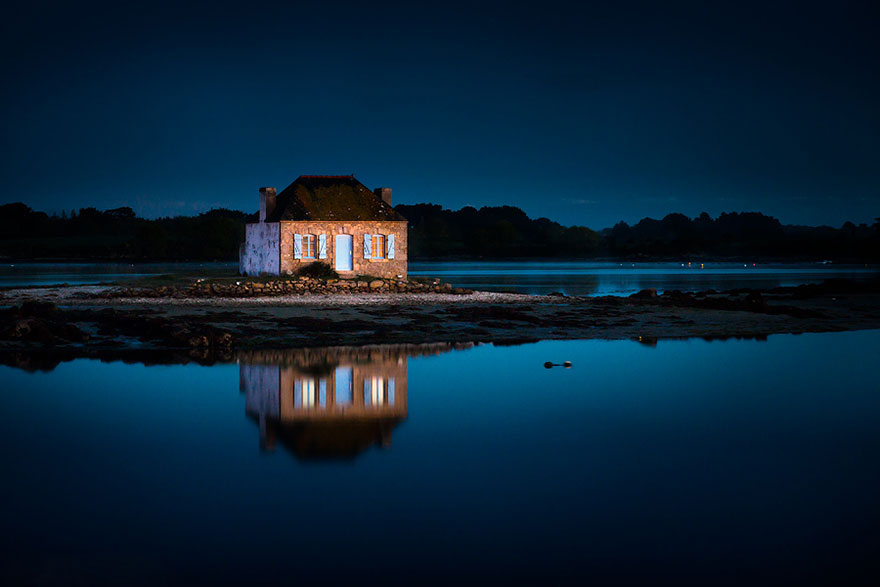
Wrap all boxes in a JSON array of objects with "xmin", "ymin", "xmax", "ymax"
[{"xmin": 1, "ymin": 0, "xmax": 877, "ymax": 228}]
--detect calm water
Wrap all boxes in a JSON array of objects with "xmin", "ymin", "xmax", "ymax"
[
  {"xmin": 0, "ymin": 261, "xmax": 236, "ymax": 287},
  {"xmin": 1, "ymin": 260, "xmax": 876, "ymax": 296},
  {"xmin": 410, "ymin": 260, "xmax": 879, "ymax": 296},
  {"xmin": 2, "ymin": 332, "xmax": 879, "ymax": 585}
]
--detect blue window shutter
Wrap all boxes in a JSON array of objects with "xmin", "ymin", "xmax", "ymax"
[
  {"xmin": 387, "ymin": 234, "xmax": 395, "ymax": 259},
  {"xmin": 363, "ymin": 234, "xmax": 372, "ymax": 259},
  {"xmin": 389, "ymin": 378, "xmax": 395, "ymax": 405},
  {"xmin": 363, "ymin": 379, "xmax": 370, "ymax": 405},
  {"xmin": 293, "ymin": 234, "xmax": 302, "ymax": 259},
  {"xmin": 294, "ymin": 380, "xmax": 302, "ymax": 408},
  {"xmin": 318, "ymin": 234, "xmax": 327, "ymax": 259},
  {"xmin": 319, "ymin": 379, "xmax": 327, "ymax": 407}
]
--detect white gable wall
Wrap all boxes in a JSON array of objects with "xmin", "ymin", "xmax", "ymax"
[{"xmin": 239, "ymin": 222, "xmax": 280, "ymax": 275}]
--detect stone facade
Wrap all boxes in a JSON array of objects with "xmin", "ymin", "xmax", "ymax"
[
  {"xmin": 239, "ymin": 346, "xmax": 411, "ymax": 457},
  {"xmin": 278, "ymin": 220, "xmax": 407, "ymax": 278},
  {"xmin": 239, "ymin": 176, "xmax": 408, "ymax": 278}
]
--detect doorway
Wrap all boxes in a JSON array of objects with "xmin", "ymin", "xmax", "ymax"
[{"xmin": 335, "ymin": 234, "xmax": 353, "ymax": 271}]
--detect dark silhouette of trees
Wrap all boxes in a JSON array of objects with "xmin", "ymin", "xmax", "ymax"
[
  {"xmin": 601, "ymin": 211, "xmax": 876, "ymax": 260},
  {"xmin": 0, "ymin": 203, "xmax": 255, "ymax": 260},
  {"xmin": 397, "ymin": 203, "xmax": 600, "ymax": 258},
  {"xmin": 0, "ymin": 201, "xmax": 876, "ymax": 261}
]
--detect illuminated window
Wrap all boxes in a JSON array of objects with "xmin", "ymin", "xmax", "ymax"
[
  {"xmin": 295, "ymin": 378, "xmax": 327, "ymax": 409},
  {"xmin": 371, "ymin": 234, "xmax": 385, "ymax": 259},
  {"xmin": 302, "ymin": 234, "xmax": 316, "ymax": 259},
  {"xmin": 363, "ymin": 377, "xmax": 394, "ymax": 406},
  {"xmin": 302, "ymin": 379, "xmax": 316, "ymax": 407},
  {"xmin": 371, "ymin": 376, "xmax": 385, "ymax": 405}
]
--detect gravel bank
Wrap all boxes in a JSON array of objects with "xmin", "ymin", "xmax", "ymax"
[{"xmin": 1, "ymin": 286, "xmax": 547, "ymax": 307}]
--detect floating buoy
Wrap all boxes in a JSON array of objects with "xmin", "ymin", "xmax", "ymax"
[{"xmin": 544, "ymin": 361, "xmax": 573, "ymax": 369}]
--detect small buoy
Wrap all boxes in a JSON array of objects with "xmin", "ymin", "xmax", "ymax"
[{"xmin": 545, "ymin": 361, "xmax": 572, "ymax": 369}]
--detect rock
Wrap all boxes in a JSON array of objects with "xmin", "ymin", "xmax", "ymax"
[
  {"xmin": 629, "ymin": 288, "xmax": 657, "ymax": 299},
  {"xmin": 20, "ymin": 300, "xmax": 57, "ymax": 317},
  {"xmin": 369, "ymin": 280, "xmax": 385, "ymax": 289},
  {"xmin": 0, "ymin": 308, "xmax": 88, "ymax": 344}
]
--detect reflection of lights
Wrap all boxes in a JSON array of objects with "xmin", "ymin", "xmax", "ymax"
[
  {"xmin": 303, "ymin": 379, "xmax": 315, "ymax": 407},
  {"xmin": 239, "ymin": 346, "xmax": 430, "ymax": 459},
  {"xmin": 700, "ymin": 263, "xmax": 704, "ymax": 269}
]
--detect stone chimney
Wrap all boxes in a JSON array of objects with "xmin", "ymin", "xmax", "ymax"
[
  {"xmin": 374, "ymin": 187, "xmax": 392, "ymax": 206},
  {"xmin": 259, "ymin": 187, "xmax": 276, "ymax": 222}
]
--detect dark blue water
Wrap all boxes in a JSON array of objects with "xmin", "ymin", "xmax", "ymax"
[
  {"xmin": 1, "ymin": 332, "xmax": 879, "ymax": 585},
  {"xmin": 0, "ymin": 262, "xmax": 236, "ymax": 287},
  {"xmin": 410, "ymin": 260, "xmax": 879, "ymax": 296},
  {"xmin": 2, "ymin": 261, "xmax": 877, "ymax": 296}
]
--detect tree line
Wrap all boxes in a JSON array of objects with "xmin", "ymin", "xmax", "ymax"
[
  {"xmin": 0, "ymin": 201, "xmax": 877, "ymax": 261},
  {"xmin": 398, "ymin": 204, "xmax": 880, "ymax": 261},
  {"xmin": 0, "ymin": 203, "xmax": 253, "ymax": 260}
]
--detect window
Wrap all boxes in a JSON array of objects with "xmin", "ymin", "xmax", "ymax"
[
  {"xmin": 302, "ymin": 234, "xmax": 316, "ymax": 259},
  {"xmin": 294, "ymin": 378, "xmax": 326, "ymax": 409},
  {"xmin": 295, "ymin": 378, "xmax": 316, "ymax": 408},
  {"xmin": 371, "ymin": 234, "xmax": 386, "ymax": 259},
  {"xmin": 363, "ymin": 377, "xmax": 394, "ymax": 406}
]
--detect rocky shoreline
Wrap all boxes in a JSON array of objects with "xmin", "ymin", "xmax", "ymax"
[
  {"xmin": 94, "ymin": 276, "xmax": 473, "ymax": 298},
  {"xmin": 1, "ymin": 279, "xmax": 879, "ymax": 367}
]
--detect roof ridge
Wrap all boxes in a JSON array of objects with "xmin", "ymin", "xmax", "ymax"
[{"xmin": 266, "ymin": 174, "xmax": 406, "ymax": 222}]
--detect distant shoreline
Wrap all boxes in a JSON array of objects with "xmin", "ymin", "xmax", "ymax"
[{"xmin": 2, "ymin": 256, "xmax": 879, "ymax": 264}]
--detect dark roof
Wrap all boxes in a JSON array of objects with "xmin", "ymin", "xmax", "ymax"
[
  {"xmin": 266, "ymin": 175, "xmax": 406, "ymax": 222},
  {"xmin": 266, "ymin": 418, "xmax": 404, "ymax": 461}
]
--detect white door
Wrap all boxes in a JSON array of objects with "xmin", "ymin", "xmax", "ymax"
[
  {"xmin": 335, "ymin": 367, "xmax": 353, "ymax": 406},
  {"xmin": 335, "ymin": 235, "xmax": 353, "ymax": 271}
]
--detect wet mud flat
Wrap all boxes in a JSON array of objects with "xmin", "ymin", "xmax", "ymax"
[{"xmin": 1, "ymin": 280, "xmax": 879, "ymax": 365}]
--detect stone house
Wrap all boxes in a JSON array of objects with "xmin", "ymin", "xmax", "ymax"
[
  {"xmin": 239, "ymin": 346, "xmax": 409, "ymax": 459},
  {"xmin": 239, "ymin": 175, "xmax": 408, "ymax": 278}
]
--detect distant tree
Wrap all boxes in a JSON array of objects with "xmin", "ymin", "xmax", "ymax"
[
  {"xmin": 0, "ymin": 200, "xmax": 875, "ymax": 261},
  {"xmin": 105, "ymin": 206, "xmax": 136, "ymax": 219},
  {"xmin": 135, "ymin": 223, "xmax": 169, "ymax": 258}
]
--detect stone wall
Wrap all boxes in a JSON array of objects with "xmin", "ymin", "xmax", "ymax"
[
  {"xmin": 101, "ymin": 277, "xmax": 470, "ymax": 298},
  {"xmin": 239, "ymin": 349, "xmax": 408, "ymax": 424},
  {"xmin": 278, "ymin": 355, "xmax": 407, "ymax": 422},
  {"xmin": 239, "ymin": 222, "xmax": 280, "ymax": 275},
  {"xmin": 279, "ymin": 220, "xmax": 408, "ymax": 279}
]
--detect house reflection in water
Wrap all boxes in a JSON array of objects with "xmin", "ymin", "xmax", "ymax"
[{"xmin": 239, "ymin": 344, "xmax": 467, "ymax": 460}]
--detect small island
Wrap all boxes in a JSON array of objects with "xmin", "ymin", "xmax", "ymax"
[{"xmin": 2, "ymin": 273, "xmax": 878, "ymax": 370}]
